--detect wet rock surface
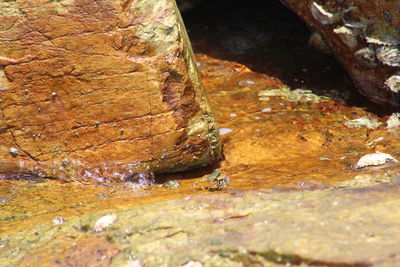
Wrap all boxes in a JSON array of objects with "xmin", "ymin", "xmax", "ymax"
[
  {"xmin": 2, "ymin": 1, "xmax": 400, "ymax": 265},
  {"xmin": 0, "ymin": 0, "xmax": 220, "ymax": 181},
  {"xmin": 281, "ymin": 0, "xmax": 400, "ymax": 107},
  {"xmin": 2, "ymin": 173, "xmax": 400, "ymax": 266}
]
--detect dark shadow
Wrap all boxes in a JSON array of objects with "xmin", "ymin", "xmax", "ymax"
[
  {"xmin": 182, "ymin": 0, "xmax": 397, "ymax": 116},
  {"xmin": 155, "ymin": 158, "xmax": 222, "ymax": 184}
]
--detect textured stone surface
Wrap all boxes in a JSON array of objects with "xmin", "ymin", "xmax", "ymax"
[
  {"xmin": 282, "ymin": 0, "xmax": 400, "ymax": 107},
  {"xmin": 2, "ymin": 173, "xmax": 400, "ymax": 266},
  {"xmin": 0, "ymin": 0, "xmax": 220, "ymax": 180}
]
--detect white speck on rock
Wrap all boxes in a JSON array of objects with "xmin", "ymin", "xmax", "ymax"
[
  {"xmin": 230, "ymin": 113, "xmax": 237, "ymax": 117},
  {"xmin": 52, "ymin": 217, "xmax": 66, "ymax": 225},
  {"xmin": 344, "ymin": 115, "xmax": 382, "ymax": 129},
  {"xmin": 334, "ymin": 26, "xmax": 358, "ymax": 49},
  {"xmin": 387, "ymin": 113, "xmax": 400, "ymax": 129},
  {"xmin": 219, "ymin": 128, "xmax": 233, "ymax": 135},
  {"xmin": 355, "ymin": 152, "xmax": 398, "ymax": 169},
  {"xmin": 180, "ymin": 261, "xmax": 204, "ymax": 267},
  {"xmin": 126, "ymin": 260, "xmax": 143, "ymax": 267},
  {"xmin": 376, "ymin": 46, "xmax": 400, "ymax": 67},
  {"xmin": 9, "ymin": 147, "xmax": 19, "ymax": 157},
  {"xmin": 310, "ymin": 2, "xmax": 339, "ymax": 25},
  {"xmin": 262, "ymin": 107, "xmax": 272, "ymax": 112},
  {"xmin": 385, "ymin": 73, "xmax": 400, "ymax": 93},
  {"xmin": 93, "ymin": 214, "xmax": 117, "ymax": 232}
]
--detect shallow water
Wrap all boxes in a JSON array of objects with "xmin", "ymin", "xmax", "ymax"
[{"xmin": 1, "ymin": 0, "xmax": 400, "ymax": 235}]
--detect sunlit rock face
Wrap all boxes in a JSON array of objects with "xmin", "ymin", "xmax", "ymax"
[
  {"xmin": 0, "ymin": 0, "xmax": 220, "ymax": 181},
  {"xmin": 282, "ymin": 0, "xmax": 400, "ymax": 107}
]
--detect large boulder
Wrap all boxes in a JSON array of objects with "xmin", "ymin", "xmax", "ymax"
[
  {"xmin": 0, "ymin": 0, "xmax": 220, "ymax": 181},
  {"xmin": 282, "ymin": 0, "xmax": 400, "ymax": 107}
]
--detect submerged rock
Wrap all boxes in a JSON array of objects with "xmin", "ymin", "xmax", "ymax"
[
  {"xmin": 282, "ymin": 0, "xmax": 400, "ymax": 107},
  {"xmin": 0, "ymin": 0, "xmax": 220, "ymax": 181},
  {"xmin": 344, "ymin": 115, "xmax": 383, "ymax": 129},
  {"xmin": 258, "ymin": 87, "xmax": 328, "ymax": 103}
]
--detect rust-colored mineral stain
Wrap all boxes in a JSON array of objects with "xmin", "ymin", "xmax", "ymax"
[
  {"xmin": 2, "ymin": 53, "xmax": 400, "ymax": 235},
  {"xmin": 0, "ymin": 0, "xmax": 220, "ymax": 180},
  {"xmin": 2, "ymin": 0, "xmax": 400, "ymax": 237}
]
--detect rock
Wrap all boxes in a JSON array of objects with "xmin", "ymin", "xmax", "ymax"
[
  {"xmin": 355, "ymin": 152, "xmax": 398, "ymax": 169},
  {"xmin": 384, "ymin": 72, "xmax": 400, "ymax": 93},
  {"xmin": 386, "ymin": 113, "xmax": 400, "ymax": 129},
  {"xmin": 0, "ymin": 0, "xmax": 220, "ymax": 181},
  {"xmin": 344, "ymin": 115, "xmax": 383, "ymax": 129},
  {"xmin": 4, "ymin": 174, "xmax": 400, "ymax": 266},
  {"xmin": 308, "ymin": 31, "xmax": 332, "ymax": 53},
  {"xmin": 281, "ymin": 0, "xmax": 400, "ymax": 107},
  {"xmin": 93, "ymin": 214, "xmax": 117, "ymax": 232}
]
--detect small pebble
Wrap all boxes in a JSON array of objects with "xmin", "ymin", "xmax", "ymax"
[
  {"xmin": 162, "ymin": 180, "xmax": 181, "ymax": 188},
  {"xmin": 93, "ymin": 214, "xmax": 117, "ymax": 232},
  {"xmin": 371, "ymin": 137, "xmax": 384, "ymax": 143},
  {"xmin": 345, "ymin": 115, "xmax": 382, "ymax": 129},
  {"xmin": 96, "ymin": 193, "xmax": 107, "ymax": 198},
  {"xmin": 52, "ymin": 217, "xmax": 66, "ymax": 225},
  {"xmin": 126, "ymin": 260, "xmax": 143, "ymax": 267},
  {"xmin": 387, "ymin": 113, "xmax": 400, "ymax": 129},
  {"xmin": 355, "ymin": 152, "xmax": 398, "ymax": 169},
  {"xmin": 180, "ymin": 261, "xmax": 204, "ymax": 267},
  {"xmin": 230, "ymin": 113, "xmax": 237, "ymax": 117},
  {"xmin": 9, "ymin": 147, "xmax": 19, "ymax": 157},
  {"xmin": 262, "ymin": 107, "xmax": 272, "ymax": 112},
  {"xmin": 219, "ymin": 128, "xmax": 233, "ymax": 135}
]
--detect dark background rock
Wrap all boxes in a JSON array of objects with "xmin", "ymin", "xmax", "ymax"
[
  {"xmin": 176, "ymin": 0, "xmax": 204, "ymax": 12},
  {"xmin": 281, "ymin": 0, "xmax": 400, "ymax": 107}
]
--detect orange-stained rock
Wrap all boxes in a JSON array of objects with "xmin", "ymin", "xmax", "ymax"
[
  {"xmin": 282, "ymin": 0, "xmax": 400, "ymax": 107},
  {"xmin": 0, "ymin": 0, "xmax": 220, "ymax": 181}
]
